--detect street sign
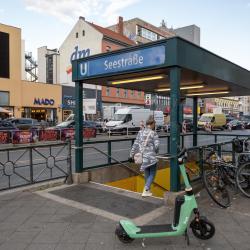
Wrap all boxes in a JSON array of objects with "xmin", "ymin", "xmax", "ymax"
[
  {"xmin": 75, "ymin": 45, "xmax": 166, "ymax": 80},
  {"xmin": 145, "ymin": 94, "xmax": 151, "ymax": 105}
]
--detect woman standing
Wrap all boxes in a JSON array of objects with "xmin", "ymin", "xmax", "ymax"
[{"xmin": 129, "ymin": 116, "xmax": 160, "ymax": 197}]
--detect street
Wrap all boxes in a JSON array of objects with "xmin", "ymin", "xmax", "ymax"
[{"xmin": 1, "ymin": 130, "xmax": 250, "ymax": 190}]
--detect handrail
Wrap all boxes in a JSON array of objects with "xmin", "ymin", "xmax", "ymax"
[{"xmin": 83, "ymin": 145, "xmax": 168, "ymax": 192}]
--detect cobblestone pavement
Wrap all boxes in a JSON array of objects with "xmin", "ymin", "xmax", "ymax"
[{"xmin": 0, "ymin": 183, "xmax": 249, "ymax": 250}]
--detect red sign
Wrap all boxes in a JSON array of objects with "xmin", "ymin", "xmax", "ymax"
[
  {"xmin": 13, "ymin": 131, "xmax": 33, "ymax": 144},
  {"xmin": 83, "ymin": 128, "xmax": 96, "ymax": 139},
  {"xmin": 0, "ymin": 131, "xmax": 9, "ymax": 144},
  {"xmin": 39, "ymin": 130, "xmax": 59, "ymax": 141},
  {"xmin": 61, "ymin": 128, "xmax": 75, "ymax": 141}
]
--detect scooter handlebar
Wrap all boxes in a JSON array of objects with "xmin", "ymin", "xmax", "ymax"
[{"xmin": 156, "ymin": 148, "xmax": 187, "ymax": 161}]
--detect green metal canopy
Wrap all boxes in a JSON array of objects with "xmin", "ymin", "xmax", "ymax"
[
  {"xmin": 72, "ymin": 36, "xmax": 250, "ymax": 192},
  {"xmin": 73, "ymin": 37, "xmax": 250, "ymax": 98}
]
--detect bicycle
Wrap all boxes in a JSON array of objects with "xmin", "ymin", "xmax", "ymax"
[{"xmin": 202, "ymin": 138, "xmax": 250, "ymax": 208}]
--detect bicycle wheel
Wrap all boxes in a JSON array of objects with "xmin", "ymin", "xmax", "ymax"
[
  {"xmin": 203, "ymin": 163, "xmax": 231, "ymax": 208},
  {"xmin": 236, "ymin": 162, "xmax": 250, "ymax": 198}
]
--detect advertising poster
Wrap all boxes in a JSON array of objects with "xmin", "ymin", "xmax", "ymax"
[
  {"xmin": 13, "ymin": 131, "xmax": 33, "ymax": 144},
  {"xmin": 0, "ymin": 131, "xmax": 9, "ymax": 144},
  {"xmin": 39, "ymin": 130, "xmax": 59, "ymax": 141}
]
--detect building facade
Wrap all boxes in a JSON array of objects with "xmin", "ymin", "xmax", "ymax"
[
  {"xmin": 0, "ymin": 23, "xmax": 62, "ymax": 123},
  {"xmin": 108, "ymin": 17, "xmax": 201, "ymax": 113},
  {"xmin": 37, "ymin": 17, "xmax": 145, "ymax": 120},
  {"xmin": 107, "ymin": 17, "xmax": 200, "ymax": 46}
]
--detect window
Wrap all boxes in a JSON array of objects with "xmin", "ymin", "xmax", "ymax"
[
  {"xmin": 106, "ymin": 87, "xmax": 110, "ymax": 96},
  {"xmin": 0, "ymin": 32, "xmax": 10, "ymax": 78},
  {"xmin": 76, "ymin": 32, "xmax": 78, "ymax": 38},
  {"xmin": 0, "ymin": 91, "xmax": 9, "ymax": 106},
  {"xmin": 82, "ymin": 30, "xmax": 85, "ymax": 36},
  {"xmin": 106, "ymin": 46, "xmax": 111, "ymax": 52},
  {"xmin": 116, "ymin": 88, "xmax": 120, "ymax": 97},
  {"xmin": 136, "ymin": 25, "xmax": 158, "ymax": 41},
  {"xmin": 124, "ymin": 89, "xmax": 128, "ymax": 98}
]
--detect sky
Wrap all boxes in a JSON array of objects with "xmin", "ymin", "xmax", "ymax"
[{"xmin": 0, "ymin": 0, "xmax": 250, "ymax": 70}]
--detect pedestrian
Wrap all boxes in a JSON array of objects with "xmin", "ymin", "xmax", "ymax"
[
  {"xmin": 140, "ymin": 120, "xmax": 145, "ymax": 130},
  {"xmin": 129, "ymin": 115, "xmax": 160, "ymax": 197}
]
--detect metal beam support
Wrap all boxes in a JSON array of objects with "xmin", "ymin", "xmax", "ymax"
[
  {"xmin": 193, "ymin": 97, "xmax": 198, "ymax": 146},
  {"xmin": 75, "ymin": 82, "xmax": 83, "ymax": 173},
  {"xmin": 169, "ymin": 67, "xmax": 181, "ymax": 192}
]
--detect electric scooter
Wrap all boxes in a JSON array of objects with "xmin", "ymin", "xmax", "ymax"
[{"xmin": 115, "ymin": 148, "xmax": 215, "ymax": 245}]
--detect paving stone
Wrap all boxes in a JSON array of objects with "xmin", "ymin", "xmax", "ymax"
[
  {"xmin": 84, "ymin": 242, "xmax": 114, "ymax": 250},
  {"xmin": 55, "ymin": 243, "xmax": 84, "ymax": 250},
  {"xmin": 0, "ymin": 242, "xmax": 28, "ymax": 250},
  {"xmin": 17, "ymin": 221, "xmax": 46, "ymax": 232},
  {"xmin": 33, "ymin": 231, "xmax": 65, "ymax": 244},
  {"xmin": 0, "ymin": 230, "xmax": 14, "ymax": 244},
  {"xmin": 25, "ymin": 243, "xmax": 57, "ymax": 250},
  {"xmin": 61, "ymin": 227, "xmax": 90, "ymax": 244},
  {"xmin": 86, "ymin": 232, "xmax": 115, "ymax": 249},
  {"xmin": 7, "ymin": 230, "xmax": 39, "ymax": 243}
]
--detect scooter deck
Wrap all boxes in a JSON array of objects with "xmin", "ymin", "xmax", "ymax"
[{"xmin": 138, "ymin": 224, "xmax": 176, "ymax": 234}]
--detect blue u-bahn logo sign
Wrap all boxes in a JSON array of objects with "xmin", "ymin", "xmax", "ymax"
[{"xmin": 76, "ymin": 45, "xmax": 165, "ymax": 80}]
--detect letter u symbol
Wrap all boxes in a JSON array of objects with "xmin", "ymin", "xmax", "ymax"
[{"xmin": 80, "ymin": 63, "xmax": 88, "ymax": 76}]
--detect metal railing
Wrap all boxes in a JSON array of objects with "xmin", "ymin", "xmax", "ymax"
[
  {"xmin": 80, "ymin": 132, "xmax": 250, "ymax": 170},
  {"xmin": 83, "ymin": 145, "xmax": 167, "ymax": 191},
  {"xmin": 0, "ymin": 140, "xmax": 72, "ymax": 191}
]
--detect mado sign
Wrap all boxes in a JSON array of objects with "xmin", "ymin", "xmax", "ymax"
[{"xmin": 77, "ymin": 45, "xmax": 165, "ymax": 79}]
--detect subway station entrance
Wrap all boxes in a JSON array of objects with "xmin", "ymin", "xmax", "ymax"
[{"xmin": 72, "ymin": 37, "xmax": 250, "ymax": 191}]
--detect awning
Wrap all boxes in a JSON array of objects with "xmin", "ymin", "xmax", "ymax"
[
  {"xmin": 0, "ymin": 107, "xmax": 12, "ymax": 114},
  {"xmin": 72, "ymin": 37, "xmax": 250, "ymax": 98}
]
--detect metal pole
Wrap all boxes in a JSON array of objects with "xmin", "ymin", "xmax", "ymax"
[
  {"xmin": 75, "ymin": 81, "xmax": 83, "ymax": 173},
  {"xmin": 108, "ymin": 141, "xmax": 112, "ymax": 165},
  {"xmin": 29, "ymin": 147, "xmax": 33, "ymax": 184},
  {"xmin": 193, "ymin": 97, "xmax": 198, "ymax": 146},
  {"xmin": 66, "ymin": 138, "xmax": 73, "ymax": 184},
  {"xmin": 169, "ymin": 67, "xmax": 181, "ymax": 192}
]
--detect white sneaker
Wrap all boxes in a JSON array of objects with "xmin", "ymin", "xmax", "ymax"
[{"xmin": 142, "ymin": 189, "xmax": 152, "ymax": 197}]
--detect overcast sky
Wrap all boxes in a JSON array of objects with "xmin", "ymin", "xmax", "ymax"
[{"xmin": 0, "ymin": 0, "xmax": 249, "ymax": 70}]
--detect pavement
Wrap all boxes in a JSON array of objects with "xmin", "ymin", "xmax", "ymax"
[{"xmin": 0, "ymin": 182, "xmax": 250, "ymax": 250}]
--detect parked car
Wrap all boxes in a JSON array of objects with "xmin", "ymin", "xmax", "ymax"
[
  {"xmin": 54, "ymin": 120, "xmax": 97, "ymax": 131},
  {"xmin": 7, "ymin": 118, "xmax": 42, "ymax": 130},
  {"xmin": 54, "ymin": 120, "xmax": 74, "ymax": 129},
  {"xmin": 239, "ymin": 116, "xmax": 250, "ymax": 129},
  {"xmin": 226, "ymin": 119, "xmax": 245, "ymax": 130},
  {"xmin": 0, "ymin": 120, "xmax": 18, "ymax": 131}
]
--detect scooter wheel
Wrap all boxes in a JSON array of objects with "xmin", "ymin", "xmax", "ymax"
[
  {"xmin": 190, "ymin": 216, "xmax": 215, "ymax": 240},
  {"xmin": 115, "ymin": 224, "xmax": 134, "ymax": 244}
]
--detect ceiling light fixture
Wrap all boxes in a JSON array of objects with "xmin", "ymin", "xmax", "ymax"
[
  {"xmin": 156, "ymin": 85, "xmax": 204, "ymax": 92},
  {"xmin": 186, "ymin": 91, "xmax": 229, "ymax": 96},
  {"xmin": 111, "ymin": 75, "xmax": 164, "ymax": 85}
]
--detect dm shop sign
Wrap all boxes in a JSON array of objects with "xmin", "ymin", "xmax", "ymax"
[
  {"xmin": 34, "ymin": 98, "xmax": 55, "ymax": 106},
  {"xmin": 76, "ymin": 45, "xmax": 165, "ymax": 80}
]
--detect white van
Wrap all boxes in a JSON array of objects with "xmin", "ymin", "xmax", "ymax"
[{"xmin": 105, "ymin": 108, "xmax": 164, "ymax": 134}]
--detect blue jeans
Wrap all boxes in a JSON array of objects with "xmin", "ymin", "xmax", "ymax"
[{"xmin": 144, "ymin": 163, "xmax": 157, "ymax": 190}]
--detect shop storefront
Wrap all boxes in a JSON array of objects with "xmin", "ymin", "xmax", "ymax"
[
  {"xmin": 62, "ymin": 85, "xmax": 102, "ymax": 121},
  {"xmin": 20, "ymin": 82, "xmax": 62, "ymax": 124},
  {"xmin": 21, "ymin": 107, "xmax": 57, "ymax": 124}
]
